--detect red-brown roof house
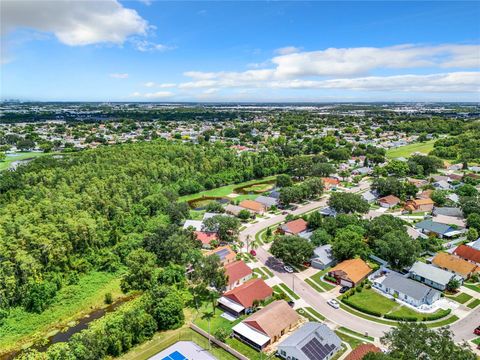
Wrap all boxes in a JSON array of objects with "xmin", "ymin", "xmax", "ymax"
[
  {"xmin": 239, "ymin": 199, "xmax": 266, "ymax": 214},
  {"xmin": 194, "ymin": 231, "xmax": 219, "ymax": 249},
  {"xmin": 218, "ymin": 278, "xmax": 273, "ymax": 316},
  {"xmin": 322, "ymin": 177, "xmax": 340, "ymax": 190},
  {"xmin": 224, "ymin": 260, "xmax": 253, "ymax": 291},
  {"xmin": 280, "ymin": 218, "xmax": 308, "ymax": 235},
  {"xmin": 378, "ymin": 195, "xmax": 401, "ymax": 208},
  {"xmin": 454, "ymin": 245, "xmax": 480, "ymax": 265},
  {"xmin": 404, "ymin": 198, "xmax": 435, "ymax": 212},
  {"xmin": 345, "ymin": 344, "xmax": 382, "ymax": 360}
]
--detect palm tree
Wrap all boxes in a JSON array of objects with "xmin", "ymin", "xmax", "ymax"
[
  {"xmin": 250, "ymin": 237, "xmax": 261, "ymax": 252},
  {"xmin": 201, "ymin": 310, "xmax": 214, "ymax": 350}
]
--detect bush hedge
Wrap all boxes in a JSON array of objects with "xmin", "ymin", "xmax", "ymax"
[
  {"xmin": 422, "ymin": 308, "xmax": 451, "ymax": 321},
  {"xmin": 341, "ymin": 298, "xmax": 382, "ymax": 317}
]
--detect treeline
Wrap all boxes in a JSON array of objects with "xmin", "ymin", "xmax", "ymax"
[
  {"xmin": 431, "ymin": 131, "xmax": 480, "ymax": 162},
  {"xmin": 0, "ymin": 140, "xmax": 285, "ymax": 311}
]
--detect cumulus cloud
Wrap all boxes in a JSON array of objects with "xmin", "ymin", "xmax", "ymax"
[
  {"xmin": 109, "ymin": 73, "xmax": 129, "ymax": 79},
  {"xmin": 275, "ymin": 46, "xmax": 301, "ymax": 55},
  {"xmin": 143, "ymin": 82, "xmax": 176, "ymax": 88},
  {"xmin": 131, "ymin": 91, "xmax": 174, "ymax": 98},
  {"xmin": 131, "ymin": 39, "xmax": 175, "ymax": 52},
  {"xmin": 1, "ymin": 0, "xmax": 148, "ymax": 46}
]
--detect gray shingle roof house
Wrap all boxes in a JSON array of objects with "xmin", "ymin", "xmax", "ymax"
[
  {"xmin": 374, "ymin": 272, "xmax": 441, "ymax": 307},
  {"xmin": 361, "ymin": 191, "xmax": 378, "ymax": 203},
  {"xmin": 408, "ymin": 261, "xmax": 459, "ymax": 291},
  {"xmin": 311, "ymin": 244, "xmax": 336, "ymax": 270},
  {"xmin": 470, "ymin": 238, "xmax": 480, "ymax": 250},
  {"xmin": 432, "ymin": 207, "xmax": 463, "ymax": 218},
  {"xmin": 414, "ymin": 220, "xmax": 454, "ymax": 238},
  {"xmin": 319, "ymin": 207, "xmax": 337, "ymax": 217},
  {"xmin": 277, "ymin": 322, "xmax": 341, "ymax": 360},
  {"xmin": 255, "ymin": 195, "xmax": 279, "ymax": 208}
]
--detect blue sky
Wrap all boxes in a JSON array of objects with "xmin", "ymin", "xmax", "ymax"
[{"xmin": 1, "ymin": 1, "xmax": 479, "ymax": 102}]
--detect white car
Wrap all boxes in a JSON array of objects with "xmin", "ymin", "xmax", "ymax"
[
  {"xmin": 327, "ymin": 299, "xmax": 340, "ymax": 309},
  {"xmin": 283, "ymin": 265, "xmax": 294, "ymax": 273}
]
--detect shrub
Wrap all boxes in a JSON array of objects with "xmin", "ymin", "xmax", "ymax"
[
  {"xmin": 355, "ymin": 287, "xmax": 362, "ymax": 293},
  {"xmin": 422, "ymin": 309, "xmax": 451, "ymax": 321},
  {"xmin": 384, "ymin": 313, "xmax": 417, "ymax": 321},
  {"xmin": 324, "ymin": 275, "xmax": 337, "ymax": 283},
  {"xmin": 104, "ymin": 292, "xmax": 113, "ymax": 305},
  {"xmin": 365, "ymin": 284, "xmax": 371, "ymax": 289},
  {"xmin": 341, "ymin": 298, "xmax": 382, "ymax": 317}
]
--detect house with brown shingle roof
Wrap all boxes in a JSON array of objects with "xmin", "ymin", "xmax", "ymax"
[
  {"xmin": 232, "ymin": 300, "xmax": 299, "ymax": 350},
  {"xmin": 404, "ymin": 198, "xmax": 434, "ymax": 212},
  {"xmin": 218, "ymin": 278, "xmax": 272, "ymax": 316},
  {"xmin": 454, "ymin": 244, "xmax": 480, "ymax": 265},
  {"xmin": 328, "ymin": 258, "xmax": 372, "ymax": 287},
  {"xmin": 344, "ymin": 344, "xmax": 382, "ymax": 360},
  {"xmin": 224, "ymin": 260, "xmax": 253, "ymax": 291},
  {"xmin": 280, "ymin": 218, "xmax": 309, "ymax": 236},
  {"xmin": 239, "ymin": 199, "xmax": 266, "ymax": 214},
  {"xmin": 378, "ymin": 195, "xmax": 401, "ymax": 208},
  {"xmin": 432, "ymin": 252, "xmax": 477, "ymax": 280},
  {"xmin": 322, "ymin": 177, "xmax": 340, "ymax": 190},
  {"xmin": 206, "ymin": 245, "xmax": 236, "ymax": 265}
]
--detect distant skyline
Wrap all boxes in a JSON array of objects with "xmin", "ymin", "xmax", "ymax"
[{"xmin": 1, "ymin": 1, "xmax": 479, "ymax": 102}]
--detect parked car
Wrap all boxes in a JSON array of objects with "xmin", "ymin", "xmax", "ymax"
[
  {"xmin": 327, "ymin": 299, "xmax": 340, "ymax": 309},
  {"xmin": 283, "ymin": 265, "xmax": 294, "ymax": 273},
  {"xmin": 474, "ymin": 326, "xmax": 480, "ymax": 335},
  {"xmin": 288, "ymin": 300, "xmax": 295, "ymax": 307},
  {"xmin": 250, "ymin": 250, "xmax": 256, "ymax": 256},
  {"xmin": 281, "ymin": 211, "xmax": 289, "ymax": 215},
  {"xmin": 339, "ymin": 286, "xmax": 349, "ymax": 294}
]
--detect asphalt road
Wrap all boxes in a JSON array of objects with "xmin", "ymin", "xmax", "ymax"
[{"xmin": 240, "ymin": 192, "xmax": 480, "ymax": 343}]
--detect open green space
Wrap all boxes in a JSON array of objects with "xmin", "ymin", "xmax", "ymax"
[
  {"xmin": 386, "ymin": 140, "xmax": 436, "ymax": 159},
  {"xmin": 296, "ymin": 308, "xmax": 317, "ymax": 322},
  {"xmin": 338, "ymin": 327, "xmax": 375, "ymax": 342},
  {"xmin": 304, "ymin": 307, "xmax": 326, "ymax": 321},
  {"xmin": 237, "ymin": 182, "xmax": 274, "ymax": 194},
  {"xmin": 446, "ymin": 292, "xmax": 473, "ymax": 304},
  {"xmin": 464, "ymin": 283, "xmax": 480, "ymax": 293},
  {"xmin": 473, "ymin": 337, "xmax": 480, "ymax": 346},
  {"xmin": 178, "ymin": 176, "xmax": 276, "ymax": 202},
  {"xmin": 309, "ymin": 269, "xmax": 336, "ymax": 291},
  {"xmin": 277, "ymin": 283, "xmax": 300, "ymax": 300},
  {"xmin": 305, "ymin": 278, "xmax": 325, "ymax": 293},
  {"xmin": 0, "ymin": 271, "xmax": 123, "ymax": 353},
  {"xmin": 335, "ymin": 331, "xmax": 366, "ymax": 349},
  {"xmin": 0, "ymin": 152, "xmax": 55, "ymax": 171},
  {"xmin": 467, "ymin": 299, "xmax": 480, "ymax": 309}
]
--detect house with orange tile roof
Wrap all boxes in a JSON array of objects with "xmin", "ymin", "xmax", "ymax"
[
  {"xmin": 205, "ymin": 245, "xmax": 237, "ymax": 265},
  {"xmin": 224, "ymin": 260, "xmax": 253, "ymax": 291},
  {"xmin": 432, "ymin": 252, "xmax": 477, "ymax": 280},
  {"xmin": 404, "ymin": 198, "xmax": 435, "ymax": 212},
  {"xmin": 344, "ymin": 344, "xmax": 382, "ymax": 360},
  {"xmin": 238, "ymin": 199, "xmax": 266, "ymax": 214},
  {"xmin": 218, "ymin": 278, "xmax": 273, "ymax": 316},
  {"xmin": 454, "ymin": 244, "xmax": 480, "ymax": 265},
  {"xmin": 280, "ymin": 218, "xmax": 309, "ymax": 236},
  {"xmin": 378, "ymin": 195, "xmax": 401, "ymax": 208},
  {"xmin": 322, "ymin": 177, "xmax": 340, "ymax": 190},
  {"xmin": 194, "ymin": 231, "xmax": 219, "ymax": 249},
  {"xmin": 232, "ymin": 300, "xmax": 299, "ymax": 350},
  {"xmin": 328, "ymin": 258, "xmax": 372, "ymax": 287}
]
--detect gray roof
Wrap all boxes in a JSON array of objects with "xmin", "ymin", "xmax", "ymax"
[
  {"xmin": 470, "ymin": 238, "xmax": 480, "ymax": 250},
  {"xmin": 312, "ymin": 244, "xmax": 334, "ymax": 265},
  {"xmin": 255, "ymin": 195, "xmax": 278, "ymax": 207},
  {"xmin": 414, "ymin": 220, "xmax": 453, "ymax": 235},
  {"xmin": 278, "ymin": 322, "xmax": 341, "ymax": 359},
  {"xmin": 432, "ymin": 207, "xmax": 463, "ymax": 218},
  {"xmin": 362, "ymin": 191, "xmax": 377, "ymax": 202},
  {"xmin": 381, "ymin": 272, "xmax": 440, "ymax": 302},
  {"xmin": 319, "ymin": 207, "xmax": 337, "ymax": 217},
  {"xmin": 409, "ymin": 261, "xmax": 454, "ymax": 286}
]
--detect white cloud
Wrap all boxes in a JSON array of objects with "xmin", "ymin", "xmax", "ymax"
[
  {"xmin": 1, "ymin": 0, "xmax": 148, "ymax": 46},
  {"xmin": 131, "ymin": 91, "xmax": 174, "ymax": 99},
  {"xmin": 131, "ymin": 39, "xmax": 175, "ymax": 52},
  {"xmin": 143, "ymin": 82, "xmax": 176, "ymax": 88},
  {"xmin": 275, "ymin": 46, "xmax": 301, "ymax": 55},
  {"xmin": 109, "ymin": 73, "xmax": 129, "ymax": 79}
]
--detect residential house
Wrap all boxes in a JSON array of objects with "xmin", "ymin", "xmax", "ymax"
[
  {"xmin": 255, "ymin": 195, "xmax": 279, "ymax": 209},
  {"xmin": 432, "ymin": 207, "xmax": 464, "ymax": 218},
  {"xmin": 406, "ymin": 226, "xmax": 428, "ymax": 240},
  {"xmin": 414, "ymin": 220, "xmax": 455, "ymax": 238},
  {"xmin": 404, "ymin": 198, "xmax": 434, "ymax": 213},
  {"xmin": 446, "ymin": 193, "xmax": 460, "ymax": 203},
  {"xmin": 269, "ymin": 190, "xmax": 281, "ymax": 199},
  {"xmin": 328, "ymin": 258, "xmax": 372, "ymax": 288},
  {"xmin": 280, "ymin": 218, "xmax": 309, "ymax": 236},
  {"xmin": 409, "ymin": 261, "xmax": 460, "ymax": 291},
  {"xmin": 432, "ymin": 252, "xmax": 477, "ymax": 280},
  {"xmin": 225, "ymin": 204, "xmax": 249, "ymax": 216},
  {"xmin": 183, "ymin": 220, "xmax": 203, "ymax": 231},
  {"xmin": 433, "ymin": 180, "xmax": 451, "ymax": 190},
  {"xmin": 469, "ymin": 238, "xmax": 480, "ymax": 251},
  {"xmin": 232, "ymin": 300, "xmax": 299, "ymax": 350},
  {"xmin": 277, "ymin": 322, "xmax": 341, "ymax": 360},
  {"xmin": 224, "ymin": 260, "xmax": 253, "ymax": 291},
  {"xmin": 373, "ymin": 272, "xmax": 441, "ymax": 307},
  {"xmin": 319, "ymin": 207, "xmax": 338, "ymax": 217},
  {"xmin": 453, "ymin": 245, "xmax": 480, "ymax": 265},
  {"xmin": 206, "ymin": 245, "xmax": 237, "ymax": 265},
  {"xmin": 344, "ymin": 344, "xmax": 381, "ymax": 360},
  {"xmin": 239, "ymin": 199, "xmax": 266, "ymax": 214},
  {"xmin": 351, "ymin": 167, "xmax": 372, "ymax": 176},
  {"xmin": 322, "ymin": 177, "xmax": 340, "ymax": 190},
  {"xmin": 311, "ymin": 244, "xmax": 336, "ymax": 270},
  {"xmin": 361, "ymin": 191, "xmax": 378, "ymax": 203},
  {"xmin": 218, "ymin": 278, "xmax": 272, "ymax": 316},
  {"xmin": 194, "ymin": 231, "xmax": 219, "ymax": 249},
  {"xmin": 408, "ymin": 178, "xmax": 428, "ymax": 188},
  {"xmin": 418, "ymin": 189, "xmax": 434, "ymax": 200},
  {"xmin": 432, "ymin": 214, "xmax": 466, "ymax": 228},
  {"xmin": 378, "ymin": 195, "xmax": 401, "ymax": 208}
]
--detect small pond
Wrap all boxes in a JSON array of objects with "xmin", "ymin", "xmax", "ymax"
[
  {"xmin": 233, "ymin": 180, "xmax": 276, "ymax": 195},
  {"xmin": 187, "ymin": 196, "xmax": 229, "ymax": 210}
]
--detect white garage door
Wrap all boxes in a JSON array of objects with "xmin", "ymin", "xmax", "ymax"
[{"xmin": 340, "ymin": 279, "xmax": 353, "ymax": 288}]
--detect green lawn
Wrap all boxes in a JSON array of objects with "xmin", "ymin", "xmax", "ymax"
[
  {"xmin": 296, "ymin": 308, "xmax": 317, "ymax": 322},
  {"xmin": 277, "ymin": 283, "xmax": 300, "ymax": 300},
  {"xmin": 308, "ymin": 269, "xmax": 336, "ymax": 291},
  {"xmin": 272, "ymin": 284, "xmax": 299, "ymax": 300},
  {"xmin": 0, "ymin": 152, "xmax": 55, "ymax": 171},
  {"xmin": 178, "ymin": 176, "xmax": 276, "ymax": 202},
  {"xmin": 335, "ymin": 331, "xmax": 366, "ymax": 349},
  {"xmin": 446, "ymin": 292, "xmax": 473, "ymax": 304},
  {"xmin": 473, "ymin": 337, "xmax": 480, "ymax": 345},
  {"xmin": 338, "ymin": 327, "xmax": 375, "ymax": 342},
  {"xmin": 467, "ymin": 299, "xmax": 480, "ymax": 309},
  {"xmin": 386, "ymin": 140, "xmax": 436, "ymax": 159},
  {"xmin": 305, "ymin": 278, "xmax": 326, "ymax": 293},
  {"xmin": 0, "ymin": 271, "xmax": 123, "ymax": 352},
  {"xmin": 339, "ymin": 303, "xmax": 398, "ymax": 326},
  {"xmin": 464, "ymin": 283, "xmax": 480, "ymax": 293},
  {"xmin": 304, "ymin": 307, "xmax": 326, "ymax": 321},
  {"xmin": 253, "ymin": 268, "xmax": 272, "ymax": 280}
]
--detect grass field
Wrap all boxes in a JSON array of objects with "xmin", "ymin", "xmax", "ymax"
[
  {"xmin": 386, "ymin": 140, "xmax": 436, "ymax": 159},
  {"xmin": 338, "ymin": 327, "xmax": 375, "ymax": 342},
  {"xmin": 178, "ymin": 176, "xmax": 276, "ymax": 202},
  {"xmin": 335, "ymin": 331, "xmax": 366, "ymax": 349},
  {"xmin": 308, "ymin": 269, "xmax": 336, "ymax": 291},
  {"xmin": 467, "ymin": 299, "xmax": 480, "ymax": 309},
  {"xmin": 464, "ymin": 283, "xmax": 480, "ymax": 293},
  {"xmin": 446, "ymin": 292, "xmax": 473, "ymax": 304},
  {"xmin": 0, "ymin": 152, "xmax": 54, "ymax": 171},
  {"xmin": 0, "ymin": 271, "xmax": 123, "ymax": 353}
]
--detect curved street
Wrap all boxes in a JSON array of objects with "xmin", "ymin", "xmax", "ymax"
[{"xmin": 239, "ymin": 195, "xmax": 480, "ymax": 344}]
